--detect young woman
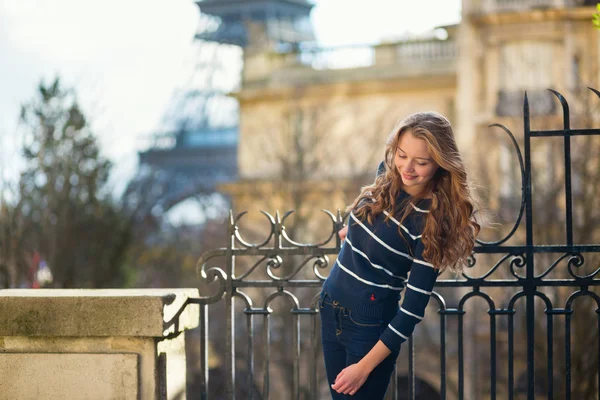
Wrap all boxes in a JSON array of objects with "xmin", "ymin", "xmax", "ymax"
[{"xmin": 319, "ymin": 111, "xmax": 480, "ymax": 399}]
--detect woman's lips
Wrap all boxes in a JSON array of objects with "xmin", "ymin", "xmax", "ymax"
[{"xmin": 402, "ymin": 172, "xmax": 418, "ymax": 181}]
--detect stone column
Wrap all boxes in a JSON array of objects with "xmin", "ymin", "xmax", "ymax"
[{"xmin": 455, "ymin": 6, "xmax": 480, "ymax": 167}]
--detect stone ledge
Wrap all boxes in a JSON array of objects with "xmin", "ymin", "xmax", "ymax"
[{"xmin": 0, "ymin": 289, "xmax": 200, "ymax": 337}]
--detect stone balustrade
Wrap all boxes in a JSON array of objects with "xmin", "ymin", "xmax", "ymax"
[{"xmin": 471, "ymin": 0, "xmax": 588, "ymax": 14}]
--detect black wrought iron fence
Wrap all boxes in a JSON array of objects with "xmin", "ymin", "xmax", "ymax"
[{"xmin": 169, "ymin": 88, "xmax": 600, "ymax": 400}]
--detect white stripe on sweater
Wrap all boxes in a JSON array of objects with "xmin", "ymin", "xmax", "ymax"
[
  {"xmin": 410, "ymin": 203, "xmax": 429, "ymax": 213},
  {"xmin": 407, "ymin": 283, "xmax": 432, "ymax": 295},
  {"xmin": 413, "ymin": 259, "xmax": 435, "ymax": 268},
  {"xmin": 345, "ymin": 238, "xmax": 407, "ymax": 281},
  {"xmin": 350, "ymin": 213, "xmax": 414, "ymax": 262},
  {"xmin": 382, "ymin": 210, "xmax": 422, "ymax": 240},
  {"xmin": 335, "ymin": 259, "xmax": 404, "ymax": 291},
  {"xmin": 400, "ymin": 306, "xmax": 424, "ymax": 320},
  {"xmin": 387, "ymin": 324, "xmax": 409, "ymax": 340},
  {"xmin": 369, "ymin": 196, "xmax": 427, "ymax": 214}
]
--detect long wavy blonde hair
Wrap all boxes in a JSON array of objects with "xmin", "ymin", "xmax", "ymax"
[{"xmin": 349, "ymin": 111, "xmax": 480, "ymax": 273}]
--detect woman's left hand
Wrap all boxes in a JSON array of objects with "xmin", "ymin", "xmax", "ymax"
[{"xmin": 331, "ymin": 363, "xmax": 370, "ymax": 395}]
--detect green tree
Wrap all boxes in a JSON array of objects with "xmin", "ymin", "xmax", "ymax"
[
  {"xmin": 594, "ymin": 4, "xmax": 600, "ymax": 29},
  {"xmin": 6, "ymin": 77, "xmax": 131, "ymax": 288}
]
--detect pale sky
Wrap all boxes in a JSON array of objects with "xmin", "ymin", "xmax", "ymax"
[{"xmin": 0, "ymin": 0, "xmax": 461, "ymax": 196}]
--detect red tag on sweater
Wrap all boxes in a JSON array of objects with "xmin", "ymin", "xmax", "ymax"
[{"xmin": 370, "ymin": 294, "xmax": 376, "ymax": 301}]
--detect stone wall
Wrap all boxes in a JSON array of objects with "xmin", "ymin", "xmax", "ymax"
[{"xmin": 0, "ymin": 289, "xmax": 199, "ymax": 400}]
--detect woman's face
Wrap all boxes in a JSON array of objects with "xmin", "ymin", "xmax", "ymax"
[{"xmin": 394, "ymin": 130, "xmax": 439, "ymax": 196}]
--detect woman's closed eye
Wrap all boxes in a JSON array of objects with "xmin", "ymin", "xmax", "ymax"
[{"xmin": 398, "ymin": 154, "xmax": 428, "ymax": 166}]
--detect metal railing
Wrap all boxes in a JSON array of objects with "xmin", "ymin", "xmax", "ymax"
[{"xmin": 173, "ymin": 88, "xmax": 600, "ymax": 399}]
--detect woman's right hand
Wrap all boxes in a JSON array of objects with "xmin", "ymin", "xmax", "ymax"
[{"xmin": 338, "ymin": 226, "xmax": 348, "ymax": 241}]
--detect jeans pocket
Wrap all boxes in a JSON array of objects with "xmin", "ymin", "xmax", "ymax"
[{"xmin": 347, "ymin": 310, "xmax": 381, "ymax": 327}]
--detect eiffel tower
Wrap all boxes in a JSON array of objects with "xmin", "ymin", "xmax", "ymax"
[{"xmin": 126, "ymin": 0, "xmax": 315, "ymax": 220}]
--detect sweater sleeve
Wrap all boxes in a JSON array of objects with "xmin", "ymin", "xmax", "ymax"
[{"xmin": 379, "ymin": 239, "xmax": 439, "ymax": 353}]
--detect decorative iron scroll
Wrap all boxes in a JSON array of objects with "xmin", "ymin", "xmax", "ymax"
[{"xmin": 183, "ymin": 88, "xmax": 600, "ymax": 400}]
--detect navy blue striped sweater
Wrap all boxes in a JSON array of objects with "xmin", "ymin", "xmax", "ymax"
[{"xmin": 322, "ymin": 191, "xmax": 439, "ymax": 353}]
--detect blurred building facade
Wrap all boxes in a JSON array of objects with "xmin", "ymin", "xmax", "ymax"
[
  {"xmin": 223, "ymin": 0, "xmax": 599, "ymax": 213},
  {"xmin": 134, "ymin": 0, "xmax": 599, "ymax": 216}
]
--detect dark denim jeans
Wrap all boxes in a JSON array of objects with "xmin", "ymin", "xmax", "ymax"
[{"xmin": 319, "ymin": 291, "xmax": 399, "ymax": 399}]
